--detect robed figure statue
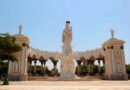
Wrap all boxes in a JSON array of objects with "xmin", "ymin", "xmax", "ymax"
[
  {"xmin": 62, "ymin": 21, "xmax": 72, "ymax": 55},
  {"xmin": 60, "ymin": 21, "xmax": 76, "ymax": 80}
]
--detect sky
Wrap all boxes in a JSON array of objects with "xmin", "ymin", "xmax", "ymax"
[{"xmin": 0, "ymin": 0, "xmax": 130, "ymax": 65}]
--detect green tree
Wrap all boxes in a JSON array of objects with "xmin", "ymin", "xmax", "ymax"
[
  {"xmin": 0, "ymin": 33, "xmax": 22, "ymax": 85},
  {"xmin": 126, "ymin": 64, "xmax": 130, "ymax": 74}
]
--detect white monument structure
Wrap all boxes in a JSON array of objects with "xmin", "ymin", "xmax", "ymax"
[
  {"xmin": 103, "ymin": 29, "xmax": 128, "ymax": 80},
  {"xmin": 60, "ymin": 21, "xmax": 76, "ymax": 80},
  {"xmin": 8, "ymin": 21, "xmax": 128, "ymax": 81}
]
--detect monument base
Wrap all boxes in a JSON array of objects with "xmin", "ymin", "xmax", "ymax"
[
  {"xmin": 60, "ymin": 72, "xmax": 76, "ymax": 80},
  {"xmin": 60, "ymin": 54, "xmax": 76, "ymax": 80},
  {"xmin": 104, "ymin": 73, "xmax": 128, "ymax": 80},
  {"xmin": 8, "ymin": 73, "xmax": 28, "ymax": 81}
]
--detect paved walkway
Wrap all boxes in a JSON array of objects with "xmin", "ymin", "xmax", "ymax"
[{"xmin": 0, "ymin": 81, "xmax": 130, "ymax": 90}]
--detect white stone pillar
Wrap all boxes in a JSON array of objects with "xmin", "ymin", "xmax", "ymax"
[
  {"xmin": 103, "ymin": 36, "xmax": 128, "ymax": 80},
  {"xmin": 8, "ymin": 25, "xmax": 30, "ymax": 81},
  {"xmin": 98, "ymin": 60, "xmax": 101, "ymax": 74}
]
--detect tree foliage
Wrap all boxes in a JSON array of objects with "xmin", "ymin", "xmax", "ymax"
[
  {"xmin": 0, "ymin": 33, "xmax": 22, "ymax": 62},
  {"xmin": 76, "ymin": 64, "xmax": 105, "ymax": 76},
  {"xmin": 0, "ymin": 33, "xmax": 22, "ymax": 76},
  {"xmin": 126, "ymin": 64, "xmax": 130, "ymax": 74}
]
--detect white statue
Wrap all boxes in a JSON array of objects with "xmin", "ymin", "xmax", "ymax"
[
  {"xmin": 60, "ymin": 21, "xmax": 76, "ymax": 80},
  {"xmin": 62, "ymin": 21, "xmax": 72, "ymax": 55}
]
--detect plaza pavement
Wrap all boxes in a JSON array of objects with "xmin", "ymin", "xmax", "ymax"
[{"xmin": 0, "ymin": 80, "xmax": 130, "ymax": 90}]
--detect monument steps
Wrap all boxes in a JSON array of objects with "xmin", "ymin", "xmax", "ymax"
[{"xmin": 28, "ymin": 76, "xmax": 102, "ymax": 81}]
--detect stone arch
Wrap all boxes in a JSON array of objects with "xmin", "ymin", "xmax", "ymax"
[
  {"xmin": 79, "ymin": 56, "xmax": 86, "ymax": 61},
  {"xmin": 39, "ymin": 56, "xmax": 44, "ymax": 61},
  {"xmin": 96, "ymin": 54, "xmax": 104, "ymax": 60},
  {"xmin": 49, "ymin": 57, "xmax": 55, "ymax": 61},
  {"xmin": 89, "ymin": 56, "xmax": 96, "ymax": 61},
  {"xmin": 32, "ymin": 54, "xmax": 37, "ymax": 60}
]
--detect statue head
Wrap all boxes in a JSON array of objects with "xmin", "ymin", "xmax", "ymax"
[
  {"xmin": 66, "ymin": 21, "xmax": 70, "ymax": 29},
  {"xmin": 66, "ymin": 21, "xmax": 70, "ymax": 24}
]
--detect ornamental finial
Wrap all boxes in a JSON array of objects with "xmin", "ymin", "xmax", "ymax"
[
  {"xmin": 110, "ymin": 28, "xmax": 115, "ymax": 39},
  {"xmin": 19, "ymin": 24, "xmax": 22, "ymax": 35}
]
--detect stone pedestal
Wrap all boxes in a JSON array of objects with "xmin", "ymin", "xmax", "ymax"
[
  {"xmin": 20, "ymin": 74, "xmax": 28, "ymax": 81},
  {"xmin": 8, "ymin": 73, "xmax": 28, "ymax": 81},
  {"xmin": 103, "ymin": 38, "xmax": 128, "ymax": 80},
  {"xmin": 60, "ymin": 54, "xmax": 76, "ymax": 80}
]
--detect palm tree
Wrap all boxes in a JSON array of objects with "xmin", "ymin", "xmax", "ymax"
[{"xmin": 0, "ymin": 33, "xmax": 22, "ymax": 85}]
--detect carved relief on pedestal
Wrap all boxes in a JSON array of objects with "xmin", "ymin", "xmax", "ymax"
[{"xmin": 13, "ymin": 62, "xmax": 19, "ymax": 72}]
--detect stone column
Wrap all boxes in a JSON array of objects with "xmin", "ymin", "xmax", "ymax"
[
  {"xmin": 34, "ymin": 59, "xmax": 37, "ymax": 75},
  {"xmin": 91, "ymin": 61, "xmax": 94, "ymax": 75},
  {"xmin": 40, "ymin": 61, "xmax": 44, "ymax": 75},
  {"xmin": 87, "ymin": 61, "xmax": 91, "ymax": 75},
  {"xmin": 29, "ymin": 59, "xmax": 32, "ymax": 75},
  {"xmin": 85, "ymin": 60, "xmax": 88, "ymax": 75},
  {"xmin": 43, "ymin": 60, "xmax": 47, "ymax": 76},
  {"xmin": 102, "ymin": 60, "xmax": 105, "ymax": 73},
  {"xmin": 98, "ymin": 60, "xmax": 101, "ymax": 74},
  {"xmin": 53, "ymin": 60, "xmax": 58, "ymax": 76},
  {"xmin": 27, "ymin": 61, "xmax": 29, "ymax": 73},
  {"xmin": 83, "ymin": 60, "xmax": 86, "ymax": 65},
  {"xmin": 76, "ymin": 60, "xmax": 82, "ymax": 76}
]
